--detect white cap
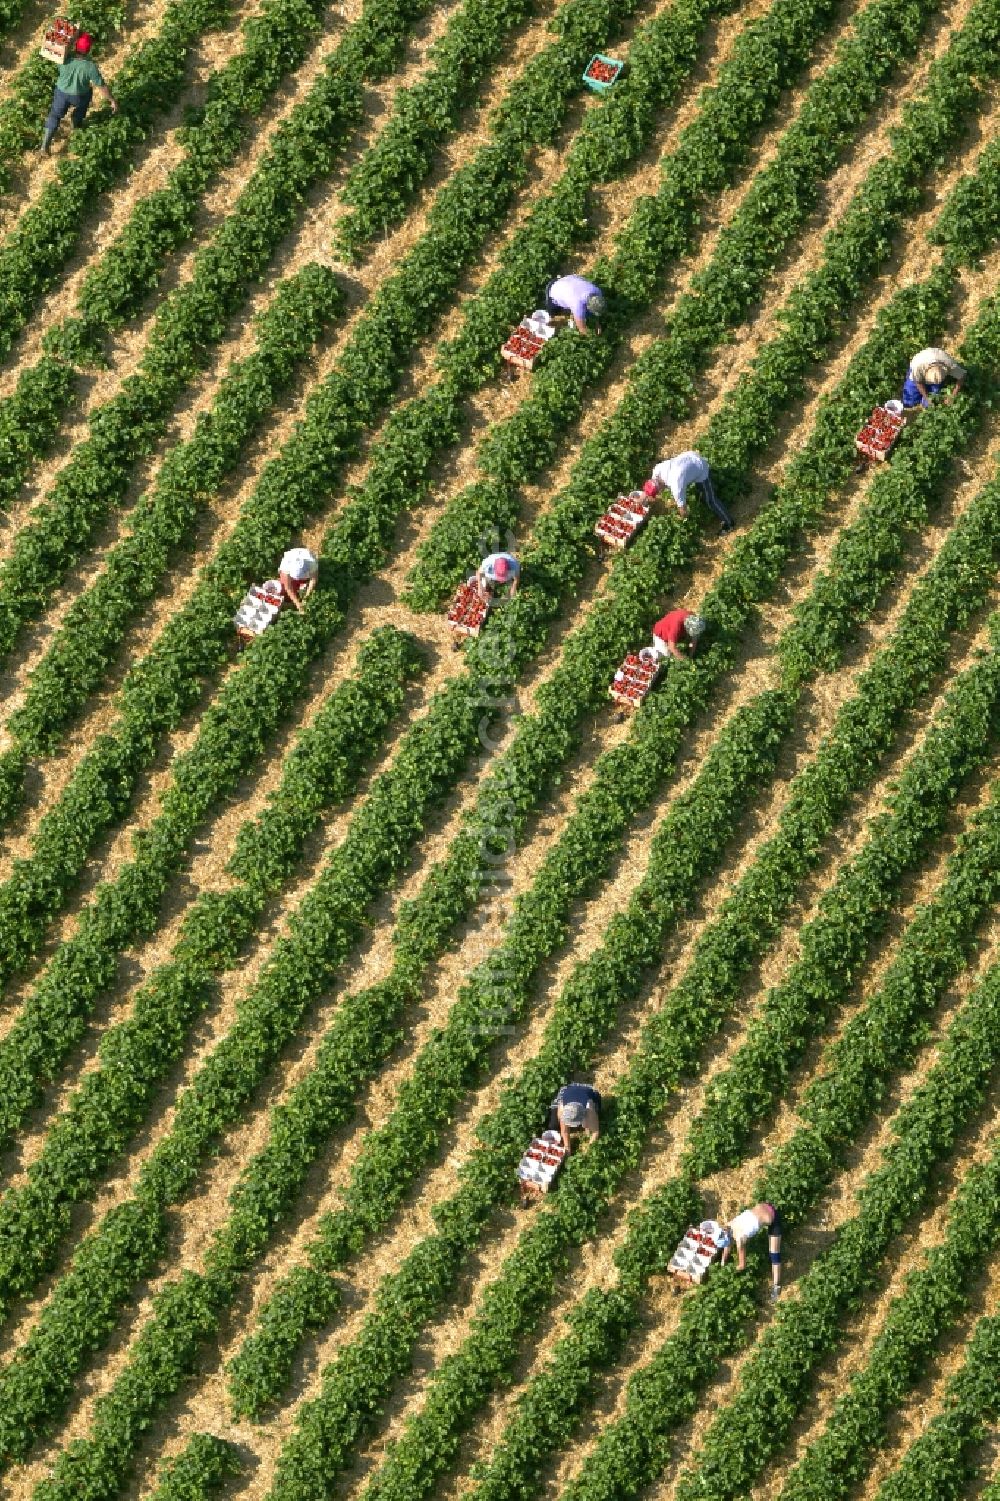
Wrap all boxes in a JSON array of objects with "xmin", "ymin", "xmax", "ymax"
[{"xmin": 279, "ymin": 547, "xmax": 318, "ymax": 581}]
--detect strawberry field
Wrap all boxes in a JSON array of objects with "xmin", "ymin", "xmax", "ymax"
[{"xmin": 0, "ymin": 0, "xmax": 997, "ymax": 1493}]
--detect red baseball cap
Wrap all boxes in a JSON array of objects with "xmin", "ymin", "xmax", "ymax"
[
  {"xmin": 76, "ymin": 31, "xmax": 93, "ymax": 50},
  {"xmin": 643, "ymin": 479, "xmax": 658, "ymax": 498},
  {"xmin": 493, "ymin": 557, "xmax": 511, "ymax": 581}
]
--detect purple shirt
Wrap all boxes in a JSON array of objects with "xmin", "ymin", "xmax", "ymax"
[{"xmin": 548, "ymin": 275, "xmax": 601, "ymax": 323}]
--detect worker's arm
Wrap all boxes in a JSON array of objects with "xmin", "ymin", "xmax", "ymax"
[
  {"xmin": 944, "ymin": 370, "xmax": 966, "ymax": 404},
  {"xmin": 279, "ymin": 570, "xmax": 305, "ymax": 612},
  {"xmin": 572, "ymin": 312, "xmax": 589, "ymax": 336},
  {"xmin": 585, "ymin": 1103, "xmax": 600, "ymax": 1141},
  {"xmin": 508, "ymin": 574, "xmax": 519, "ymax": 598},
  {"xmin": 559, "ymin": 1112, "xmax": 572, "ymax": 1154},
  {"xmin": 98, "ymin": 84, "xmax": 118, "ymax": 112},
  {"xmin": 736, "ymin": 1240, "xmax": 747, "ymax": 1271},
  {"xmin": 300, "ymin": 574, "xmax": 316, "ymax": 601}
]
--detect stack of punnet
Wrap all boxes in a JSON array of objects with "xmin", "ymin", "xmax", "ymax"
[
  {"xmin": 855, "ymin": 400, "xmax": 905, "ymax": 461},
  {"xmin": 610, "ymin": 646, "xmax": 662, "ymax": 709},
  {"xmin": 447, "ymin": 579, "xmax": 491, "ymax": 637},
  {"xmin": 234, "ymin": 579, "xmax": 284, "ymax": 638},
  {"xmin": 595, "ymin": 490, "xmax": 651, "ymax": 550}
]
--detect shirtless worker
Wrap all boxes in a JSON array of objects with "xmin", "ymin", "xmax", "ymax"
[
  {"xmin": 901, "ymin": 346, "xmax": 966, "ymax": 410},
  {"xmin": 544, "ymin": 274, "xmax": 605, "ymax": 335},
  {"xmin": 720, "ymin": 1201, "xmax": 783, "ymax": 1300},
  {"xmin": 644, "ymin": 450, "xmax": 734, "ymax": 535},
  {"xmin": 42, "ymin": 33, "xmax": 117, "ymax": 154},
  {"xmin": 550, "ymin": 1083, "xmax": 601, "ymax": 1151},
  {"xmin": 651, "ymin": 608, "xmax": 706, "ymax": 663}
]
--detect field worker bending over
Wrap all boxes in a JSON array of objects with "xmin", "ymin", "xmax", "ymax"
[
  {"xmin": 42, "ymin": 34, "xmax": 117, "ymax": 154},
  {"xmin": 544, "ymin": 274, "xmax": 605, "ymax": 335},
  {"xmin": 643, "ymin": 450, "xmax": 734, "ymax": 535},
  {"xmin": 550, "ymin": 1083, "xmax": 601, "ymax": 1151},
  {"xmin": 720, "ymin": 1201, "xmax": 783, "ymax": 1300},
  {"xmin": 652, "ymin": 608, "xmax": 706, "ymax": 663},
  {"xmin": 477, "ymin": 550, "xmax": 520, "ymax": 602},
  {"xmin": 901, "ymin": 347, "xmax": 966, "ymax": 410},
  {"xmin": 279, "ymin": 546, "xmax": 318, "ymax": 612}
]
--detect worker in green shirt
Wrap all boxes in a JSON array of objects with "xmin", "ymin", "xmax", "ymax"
[{"xmin": 42, "ymin": 33, "xmax": 117, "ymax": 154}]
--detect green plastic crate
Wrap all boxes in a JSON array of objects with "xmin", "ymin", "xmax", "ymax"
[{"xmin": 582, "ymin": 52, "xmax": 624, "ymax": 92}]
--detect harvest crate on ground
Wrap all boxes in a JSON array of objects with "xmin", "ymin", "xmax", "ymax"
[
  {"xmin": 447, "ymin": 579, "xmax": 491, "ymax": 637},
  {"xmin": 594, "ymin": 490, "xmax": 651, "ymax": 550},
  {"xmin": 610, "ymin": 647, "xmax": 662, "ymax": 710},
  {"xmin": 855, "ymin": 401, "xmax": 906, "ymax": 461}
]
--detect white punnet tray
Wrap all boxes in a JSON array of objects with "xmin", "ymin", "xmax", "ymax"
[{"xmin": 517, "ymin": 1131, "xmax": 568, "ymax": 1192}]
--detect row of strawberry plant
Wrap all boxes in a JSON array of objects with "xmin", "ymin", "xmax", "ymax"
[
  {"xmin": 0, "ymin": 0, "xmax": 723, "ymax": 766},
  {"xmin": 0, "ymin": 0, "xmax": 768, "ymax": 1326},
  {"xmin": 0, "ymin": 0, "xmax": 339, "ymax": 508},
  {"xmin": 0, "ymin": 101, "xmax": 609, "ymax": 966},
  {"xmin": 268, "ymin": 616, "xmax": 1000, "ymax": 1501},
  {"xmin": 333, "ymin": 0, "xmax": 540, "ymax": 258},
  {"xmin": 147, "ymin": 1434, "xmax": 242, "ymax": 1501},
  {"xmin": 468, "ymin": 796, "xmax": 1000, "ymax": 1501},
  {"xmin": 0, "ymin": 626, "xmax": 500, "ymax": 1468},
  {"xmin": 0, "ymin": 626, "xmax": 425, "ymax": 1315},
  {"xmin": 0, "ymin": 0, "xmax": 237, "ymax": 359},
  {"xmin": 673, "ymin": 967, "xmax": 1000, "ymax": 1501},
  {"xmin": 1, "ymin": 114, "xmax": 990, "ymax": 1488},
  {"xmin": 776, "ymin": 1119, "xmax": 1000, "ymax": 1501},
  {"xmin": 0, "ymin": 5, "xmax": 978, "ymax": 1446},
  {"xmin": 417, "ymin": 0, "xmax": 1000, "ymax": 604},
  {"xmin": 0, "ymin": 0, "xmax": 544, "ymax": 665},
  {"xmin": 6, "ymin": 260, "xmax": 345, "ymax": 758},
  {"xmin": 871, "ymin": 1311, "xmax": 1000, "ymax": 1501},
  {"xmin": 402, "ymin": 0, "xmax": 951, "ymax": 603},
  {"xmin": 561, "ymin": 944, "xmax": 1000, "ymax": 1501},
  {"xmin": 223, "ymin": 129, "xmax": 1000, "ymax": 1407},
  {"xmin": 0, "ymin": 0, "xmax": 818, "ymax": 1007},
  {"xmin": 449, "ymin": 478, "xmax": 1000, "ymax": 1501},
  {"xmin": 230, "ymin": 426, "xmax": 996, "ymax": 1421}
]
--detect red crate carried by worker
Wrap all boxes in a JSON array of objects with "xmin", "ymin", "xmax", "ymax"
[
  {"xmin": 41, "ymin": 16, "xmax": 79, "ymax": 63},
  {"xmin": 855, "ymin": 401, "xmax": 905, "ymax": 463}
]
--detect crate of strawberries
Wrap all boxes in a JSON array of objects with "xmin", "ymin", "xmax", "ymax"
[
  {"xmin": 517, "ymin": 1131, "xmax": 568, "ymax": 1203},
  {"xmin": 595, "ymin": 491, "xmax": 651, "ymax": 551},
  {"xmin": 582, "ymin": 53, "xmax": 624, "ymax": 92},
  {"xmin": 855, "ymin": 403, "xmax": 905, "ymax": 462},
  {"xmin": 610, "ymin": 646, "xmax": 661, "ymax": 710},
  {"xmin": 41, "ymin": 16, "xmax": 79, "ymax": 63},
  {"xmin": 668, "ymin": 1221, "xmax": 727, "ymax": 1285},
  {"xmin": 501, "ymin": 322, "xmax": 548, "ymax": 372},
  {"xmin": 447, "ymin": 580, "xmax": 491, "ymax": 638}
]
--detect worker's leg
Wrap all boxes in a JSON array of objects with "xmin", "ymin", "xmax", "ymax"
[
  {"xmin": 42, "ymin": 88, "xmax": 72, "ymax": 151},
  {"xmin": 699, "ymin": 475, "xmax": 734, "ymax": 532},
  {"xmin": 768, "ymin": 1231, "xmax": 782, "ymax": 1298},
  {"xmin": 70, "ymin": 90, "xmax": 93, "ymax": 129}
]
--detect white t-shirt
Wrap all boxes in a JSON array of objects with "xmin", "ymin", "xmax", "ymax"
[
  {"xmin": 279, "ymin": 547, "xmax": 318, "ymax": 582},
  {"xmin": 651, "ymin": 452, "xmax": 710, "ymax": 509},
  {"xmin": 730, "ymin": 1209, "xmax": 762, "ymax": 1243},
  {"xmin": 480, "ymin": 552, "xmax": 520, "ymax": 585},
  {"xmin": 909, "ymin": 347, "xmax": 965, "ymax": 385}
]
